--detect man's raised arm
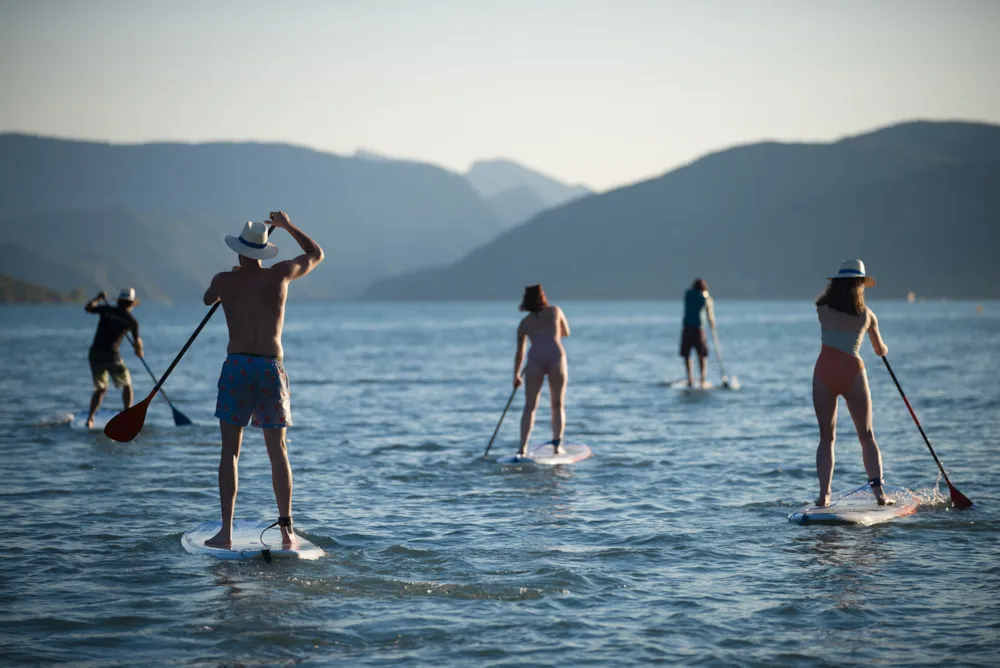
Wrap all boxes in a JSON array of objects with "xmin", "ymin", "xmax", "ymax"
[{"xmin": 269, "ymin": 210, "xmax": 324, "ymax": 281}]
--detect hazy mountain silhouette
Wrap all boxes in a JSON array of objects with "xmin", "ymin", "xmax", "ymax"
[
  {"xmin": 363, "ymin": 121, "xmax": 1000, "ymax": 300},
  {"xmin": 0, "ymin": 135, "xmax": 500, "ymax": 299},
  {"xmin": 466, "ymin": 158, "xmax": 592, "ymax": 202},
  {"xmin": 483, "ymin": 186, "xmax": 549, "ymax": 229}
]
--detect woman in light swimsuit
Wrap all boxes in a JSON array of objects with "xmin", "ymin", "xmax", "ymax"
[
  {"xmin": 513, "ymin": 284, "xmax": 571, "ymax": 457},
  {"xmin": 813, "ymin": 260, "xmax": 894, "ymax": 507}
]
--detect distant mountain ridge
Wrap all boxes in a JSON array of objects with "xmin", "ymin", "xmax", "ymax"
[
  {"xmin": 362, "ymin": 121, "xmax": 1000, "ymax": 300},
  {"xmin": 0, "ymin": 135, "xmax": 503, "ymax": 300},
  {"xmin": 465, "ymin": 159, "xmax": 592, "ymax": 229}
]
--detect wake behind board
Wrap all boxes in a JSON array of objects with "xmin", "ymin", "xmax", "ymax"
[
  {"xmin": 69, "ymin": 408, "xmax": 119, "ymax": 432},
  {"xmin": 497, "ymin": 441, "xmax": 593, "ymax": 466},
  {"xmin": 789, "ymin": 486, "xmax": 918, "ymax": 526},
  {"xmin": 181, "ymin": 519, "xmax": 324, "ymax": 560}
]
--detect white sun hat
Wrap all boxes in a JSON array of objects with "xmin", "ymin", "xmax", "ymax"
[
  {"xmin": 225, "ymin": 221, "xmax": 278, "ymax": 260},
  {"xmin": 118, "ymin": 288, "xmax": 136, "ymax": 302},
  {"xmin": 828, "ymin": 259, "xmax": 876, "ymax": 287}
]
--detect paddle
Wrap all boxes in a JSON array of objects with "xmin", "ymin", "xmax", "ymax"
[
  {"xmin": 881, "ymin": 356, "xmax": 973, "ymax": 509},
  {"xmin": 709, "ymin": 324, "xmax": 738, "ymax": 389},
  {"xmin": 102, "ymin": 298, "xmax": 193, "ymax": 426},
  {"xmin": 104, "ymin": 224, "xmax": 276, "ymax": 442},
  {"xmin": 482, "ymin": 384, "xmax": 519, "ymax": 458}
]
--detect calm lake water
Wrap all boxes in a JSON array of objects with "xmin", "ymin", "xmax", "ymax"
[{"xmin": 1, "ymin": 300, "xmax": 997, "ymax": 666}]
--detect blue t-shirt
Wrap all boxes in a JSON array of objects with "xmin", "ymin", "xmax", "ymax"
[{"xmin": 683, "ymin": 289, "xmax": 708, "ymax": 328}]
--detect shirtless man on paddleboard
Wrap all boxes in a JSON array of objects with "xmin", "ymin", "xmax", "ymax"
[{"xmin": 202, "ymin": 211, "xmax": 324, "ymax": 548}]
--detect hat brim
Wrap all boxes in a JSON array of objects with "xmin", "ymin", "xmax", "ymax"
[
  {"xmin": 828, "ymin": 275, "xmax": 876, "ymax": 287},
  {"xmin": 225, "ymin": 236, "xmax": 278, "ymax": 260}
]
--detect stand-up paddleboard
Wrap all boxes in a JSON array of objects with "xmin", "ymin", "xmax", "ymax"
[
  {"xmin": 69, "ymin": 408, "xmax": 119, "ymax": 432},
  {"xmin": 789, "ymin": 485, "xmax": 918, "ymax": 526},
  {"xmin": 679, "ymin": 381, "xmax": 715, "ymax": 393},
  {"xmin": 497, "ymin": 440, "xmax": 593, "ymax": 466},
  {"xmin": 181, "ymin": 519, "xmax": 324, "ymax": 560}
]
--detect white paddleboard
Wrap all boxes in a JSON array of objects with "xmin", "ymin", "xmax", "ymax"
[
  {"xmin": 498, "ymin": 441, "xmax": 593, "ymax": 466},
  {"xmin": 789, "ymin": 486, "xmax": 918, "ymax": 526},
  {"xmin": 69, "ymin": 408, "xmax": 119, "ymax": 432},
  {"xmin": 181, "ymin": 519, "xmax": 324, "ymax": 560},
  {"xmin": 679, "ymin": 381, "xmax": 715, "ymax": 392}
]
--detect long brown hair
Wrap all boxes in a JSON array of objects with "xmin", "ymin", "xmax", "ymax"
[
  {"xmin": 519, "ymin": 284, "xmax": 549, "ymax": 313},
  {"xmin": 816, "ymin": 277, "xmax": 865, "ymax": 316}
]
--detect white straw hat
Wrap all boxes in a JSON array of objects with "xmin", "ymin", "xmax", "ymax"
[
  {"xmin": 118, "ymin": 287, "xmax": 136, "ymax": 302},
  {"xmin": 828, "ymin": 259, "xmax": 876, "ymax": 287},
  {"xmin": 225, "ymin": 221, "xmax": 278, "ymax": 260}
]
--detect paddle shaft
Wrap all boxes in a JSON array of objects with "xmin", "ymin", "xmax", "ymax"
[
  {"xmin": 880, "ymin": 356, "xmax": 956, "ymax": 487},
  {"xmin": 710, "ymin": 325, "xmax": 729, "ymax": 379},
  {"xmin": 483, "ymin": 385, "xmax": 518, "ymax": 458}
]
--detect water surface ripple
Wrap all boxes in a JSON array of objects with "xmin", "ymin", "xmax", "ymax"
[{"xmin": 1, "ymin": 301, "xmax": 997, "ymax": 666}]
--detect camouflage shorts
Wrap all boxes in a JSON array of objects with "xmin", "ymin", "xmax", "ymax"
[{"xmin": 89, "ymin": 348, "xmax": 131, "ymax": 391}]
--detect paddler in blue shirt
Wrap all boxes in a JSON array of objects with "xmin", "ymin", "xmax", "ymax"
[{"xmin": 680, "ymin": 278, "xmax": 715, "ymax": 388}]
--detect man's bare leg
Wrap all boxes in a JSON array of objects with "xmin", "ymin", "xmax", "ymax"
[
  {"xmin": 263, "ymin": 427, "xmax": 295, "ymax": 547},
  {"xmin": 86, "ymin": 388, "xmax": 105, "ymax": 429},
  {"xmin": 205, "ymin": 422, "xmax": 243, "ymax": 548},
  {"xmin": 699, "ymin": 355, "xmax": 708, "ymax": 388},
  {"xmin": 684, "ymin": 357, "xmax": 694, "ymax": 387},
  {"xmin": 122, "ymin": 384, "xmax": 133, "ymax": 411}
]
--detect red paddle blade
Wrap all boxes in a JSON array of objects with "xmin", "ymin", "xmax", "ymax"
[
  {"xmin": 948, "ymin": 484, "xmax": 974, "ymax": 509},
  {"xmin": 104, "ymin": 395, "xmax": 153, "ymax": 442}
]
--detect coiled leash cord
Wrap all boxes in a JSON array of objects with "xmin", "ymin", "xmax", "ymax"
[{"xmin": 259, "ymin": 516, "xmax": 293, "ymax": 563}]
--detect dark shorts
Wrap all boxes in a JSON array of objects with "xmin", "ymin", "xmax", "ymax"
[
  {"xmin": 679, "ymin": 326, "xmax": 708, "ymax": 358},
  {"xmin": 89, "ymin": 348, "xmax": 131, "ymax": 390},
  {"xmin": 215, "ymin": 354, "xmax": 292, "ymax": 429}
]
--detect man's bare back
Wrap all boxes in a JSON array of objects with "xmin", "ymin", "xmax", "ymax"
[{"xmin": 204, "ymin": 211, "xmax": 324, "ymax": 356}]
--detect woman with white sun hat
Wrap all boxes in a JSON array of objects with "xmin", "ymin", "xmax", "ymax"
[{"xmin": 812, "ymin": 259, "xmax": 894, "ymax": 508}]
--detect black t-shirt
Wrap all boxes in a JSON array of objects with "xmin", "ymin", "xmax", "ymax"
[{"xmin": 90, "ymin": 305, "xmax": 139, "ymax": 353}]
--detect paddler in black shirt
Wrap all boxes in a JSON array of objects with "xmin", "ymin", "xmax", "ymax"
[{"xmin": 84, "ymin": 288, "xmax": 144, "ymax": 428}]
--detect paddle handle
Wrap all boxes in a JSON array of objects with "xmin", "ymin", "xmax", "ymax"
[
  {"xmin": 881, "ymin": 356, "xmax": 953, "ymax": 486},
  {"xmin": 483, "ymin": 385, "xmax": 518, "ymax": 458}
]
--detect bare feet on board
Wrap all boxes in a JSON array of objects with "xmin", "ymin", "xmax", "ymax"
[{"xmin": 204, "ymin": 530, "xmax": 233, "ymax": 549}]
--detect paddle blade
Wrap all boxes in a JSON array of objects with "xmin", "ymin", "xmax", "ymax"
[
  {"xmin": 948, "ymin": 484, "xmax": 974, "ymax": 509},
  {"xmin": 171, "ymin": 406, "xmax": 193, "ymax": 427},
  {"xmin": 104, "ymin": 396, "xmax": 152, "ymax": 442}
]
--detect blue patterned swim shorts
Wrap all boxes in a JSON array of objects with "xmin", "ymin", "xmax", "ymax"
[{"xmin": 215, "ymin": 353, "xmax": 292, "ymax": 429}]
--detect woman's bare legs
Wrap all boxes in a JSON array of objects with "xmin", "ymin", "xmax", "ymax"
[
  {"xmin": 518, "ymin": 363, "xmax": 545, "ymax": 456},
  {"xmin": 548, "ymin": 358, "xmax": 568, "ymax": 453},
  {"xmin": 843, "ymin": 370, "xmax": 892, "ymax": 504},
  {"xmin": 813, "ymin": 373, "xmax": 838, "ymax": 507}
]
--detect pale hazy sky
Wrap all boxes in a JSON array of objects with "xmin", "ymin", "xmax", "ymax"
[{"xmin": 1, "ymin": 0, "xmax": 998, "ymax": 190}]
